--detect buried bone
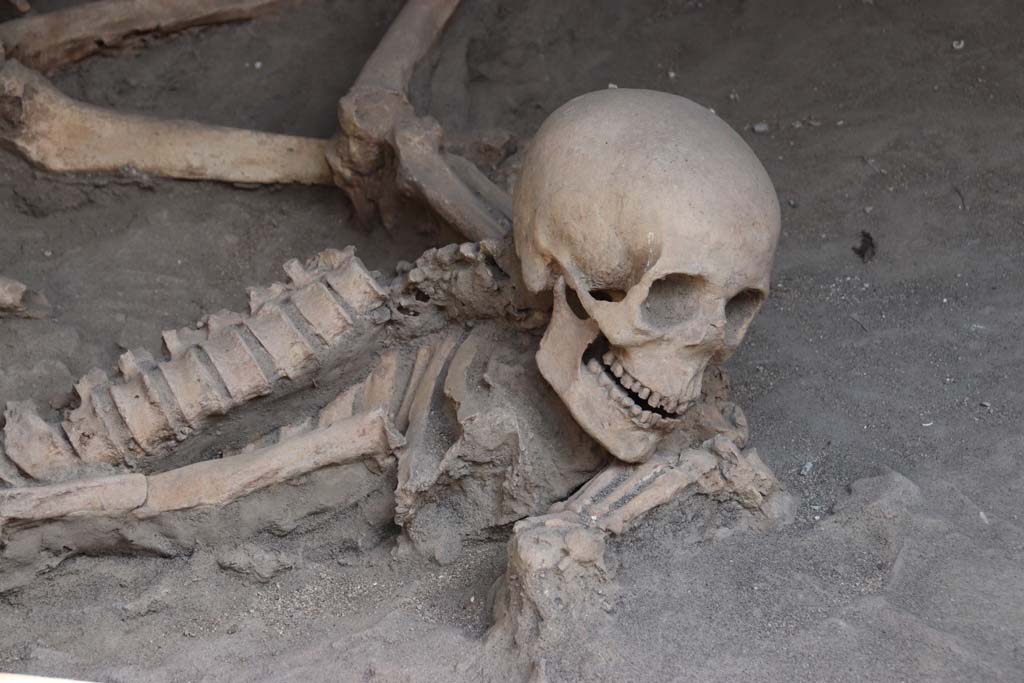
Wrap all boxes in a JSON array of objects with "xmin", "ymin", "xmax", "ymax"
[
  {"xmin": 0, "ymin": 0, "xmax": 508, "ymax": 244},
  {"xmin": 0, "ymin": 89, "xmax": 786, "ymax": 667}
]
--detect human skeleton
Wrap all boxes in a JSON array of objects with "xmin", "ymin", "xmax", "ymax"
[{"xmin": 0, "ymin": 0, "xmax": 788, "ymax": 649}]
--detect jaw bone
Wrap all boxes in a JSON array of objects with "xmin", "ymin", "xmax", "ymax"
[{"xmin": 535, "ymin": 279, "xmax": 662, "ymax": 463}]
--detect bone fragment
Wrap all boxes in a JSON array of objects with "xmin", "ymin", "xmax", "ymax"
[
  {"xmin": 396, "ymin": 331, "xmax": 460, "ymax": 493},
  {"xmin": 361, "ymin": 351, "xmax": 400, "ymax": 413},
  {"xmin": 0, "ymin": 473, "xmax": 147, "ymax": 523},
  {"xmin": 0, "ymin": 0, "xmax": 294, "ymax": 72},
  {"xmin": 3, "ymin": 401, "xmax": 81, "ymax": 481},
  {"xmin": 0, "ymin": 60, "xmax": 333, "ymax": 185},
  {"xmin": 136, "ymin": 409, "xmax": 401, "ymax": 516},
  {"xmin": 324, "ymin": 257, "xmax": 388, "ymax": 314},
  {"xmin": 0, "ymin": 275, "xmax": 49, "ymax": 318},
  {"xmin": 394, "ymin": 344, "xmax": 434, "ymax": 433}
]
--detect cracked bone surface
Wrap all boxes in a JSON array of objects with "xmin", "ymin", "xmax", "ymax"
[{"xmin": 514, "ymin": 88, "xmax": 782, "ymax": 463}]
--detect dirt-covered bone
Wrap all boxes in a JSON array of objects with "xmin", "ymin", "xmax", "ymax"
[
  {"xmin": 0, "ymin": 0, "xmax": 510, "ymax": 243},
  {"xmin": 0, "ymin": 275, "xmax": 48, "ymax": 318},
  {"xmin": 489, "ymin": 436, "xmax": 792, "ymax": 669},
  {"xmin": 514, "ymin": 88, "xmax": 782, "ymax": 463},
  {"xmin": 0, "ymin": 0, "xmax": 295, "ymax": 73},
  {"xmin": 0, "ymin": 60, "xmax": 334, "ymax": 186},
  {"xmin": 327, "ymin": 0, "xmax": 511, "ymax": 242},
  {"xmin": 0, "ymin": 73, "xmax": 789, "ymax": 674}
]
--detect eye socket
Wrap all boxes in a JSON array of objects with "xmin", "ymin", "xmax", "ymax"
[
  {"xmin": 641, "ymin": 274, "xmax": 705, "ymax": 328},
  {"xmin": 724, "ymin": 289, "xmax": 765, "ymax": 344}
]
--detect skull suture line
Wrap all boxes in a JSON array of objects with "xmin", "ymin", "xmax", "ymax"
[{"xmin": 513, "ymin": 89, "xmax": 781, "ymax": 463}]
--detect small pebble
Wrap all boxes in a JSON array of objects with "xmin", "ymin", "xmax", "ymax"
[
  {"xmin": 752, "ymin": 121, "xmax": 770, "ymax": 134},
  {"xmin": 799, "ymin": 462, "xmax": 813, "ymax": 477}
]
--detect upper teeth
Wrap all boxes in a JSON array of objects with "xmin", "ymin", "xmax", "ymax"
[{"xmin": 584, "ymin": 350, "xmax": 689, "ymax": 429}]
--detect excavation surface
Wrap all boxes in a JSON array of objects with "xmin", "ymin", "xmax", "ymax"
[{"xmin": 1, "ymin": 0, "xmax": 1022, "ymax": 680}]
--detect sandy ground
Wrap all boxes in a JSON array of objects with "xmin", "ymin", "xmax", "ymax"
[{"xmin": 1, "ymin": 0, "xmax": 1023, "ymax": 681}]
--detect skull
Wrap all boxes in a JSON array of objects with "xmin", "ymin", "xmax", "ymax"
[{"xmin": 513, "ymin": 89, "xmax": 780, "ymax": 463}]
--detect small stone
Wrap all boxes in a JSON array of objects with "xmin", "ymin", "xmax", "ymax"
[
  {"xmin": 216, "ymin": 544, "xmax": 296, "ymax": 582},
  {"xmin": 752, "ymin": 122, "xmax": 770, "ymax": 134},
  {"xmin": 799, "ymin": 462, "xmax": 813, "ymax": 477}
]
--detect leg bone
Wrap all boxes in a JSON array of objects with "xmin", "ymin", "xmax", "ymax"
[
  {"xmin": 0, "ymin": 0, "xmax": 295, "ymax": 72},
  {"xmin": 0, "ymin": 60, "xmax": 333, "ymax": 185}
]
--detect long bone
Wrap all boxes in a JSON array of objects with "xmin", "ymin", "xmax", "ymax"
[
  {"xmin": 328, "ymin": 0, "xmax": 511, "ymax": 242},
  {"xmin": 0, "ymin": 60, "xmax": 334, "ymax": 185},
  {"xmin": 547, "ymin": 436, "xmax": 780, "ymax": 535},
  {"xmin": 0, "ymin": 0, "xmax": 511, "ymax": 242},
  {"xmin": 0, "ymin": 408, "xmax": 399, "ymax": 526},
  {"xmin": 0, "ymin": 0, "xmax": 295, "ymax": 73}
]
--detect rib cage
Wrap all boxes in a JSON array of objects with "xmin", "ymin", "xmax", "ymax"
[{"xmin": 0, "ymin": 248, "xmax": 390, "ymax": 485}]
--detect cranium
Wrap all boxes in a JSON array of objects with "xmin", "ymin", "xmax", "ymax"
[{"xmin": 514, "ymin": 88, "xmax": 781, "ymax": 463}]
